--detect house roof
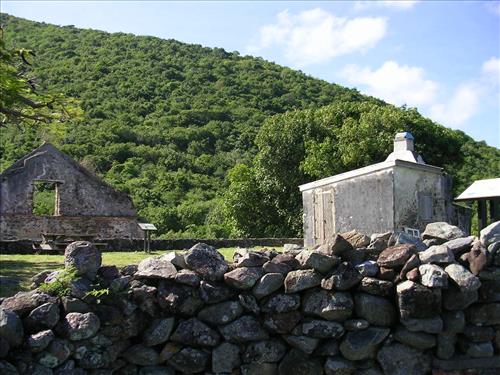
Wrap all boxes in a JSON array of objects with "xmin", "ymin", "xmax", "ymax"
[
  {"xmin": 455, "ymin": 178, "xmax": 500, "ymax": 201},
  {"xmin": 299, "ymin": 159, "xmax": 442, "ymax": 192}
]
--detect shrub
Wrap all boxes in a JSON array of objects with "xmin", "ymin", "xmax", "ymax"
[{"xmin": 39, "ymin": 266, "xmax": 78, "ymax": 297}]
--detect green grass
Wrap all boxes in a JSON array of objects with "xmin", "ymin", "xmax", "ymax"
[{"xmin": 0, "ymin": 246, "xmax": 280, "ymax": 297}]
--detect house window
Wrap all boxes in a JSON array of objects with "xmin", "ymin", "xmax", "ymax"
[
  {"xmin": 418, "ymin": 193, "xmax": 433, "ymax": 221},
  {"xmin": 32, "ymin": 181, "xmax": 60, "ymax": 216}
]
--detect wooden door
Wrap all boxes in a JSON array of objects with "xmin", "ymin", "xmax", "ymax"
[{"xmin": 313, "ymin": 189, "xmax": 334, "ymax": 246}]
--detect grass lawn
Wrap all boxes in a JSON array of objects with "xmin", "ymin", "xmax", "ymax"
[{"xmin": 0, "ymin": 246, "xmax": 278, "ymax": 298}]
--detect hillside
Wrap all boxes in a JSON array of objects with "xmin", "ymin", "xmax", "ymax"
[{"xmin": 1, "ymin": 14, "xmax": 498, "ymax": 238}]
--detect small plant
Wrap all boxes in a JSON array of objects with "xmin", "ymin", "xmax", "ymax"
[
  {"xmin": 39, "ymin": 266, "xmax": 112, "ymax": 301},
  {"xmin": 39, "ymin": 266, "xmax": 78, "ymax": 297},
  {"xmin": 84, "ymin": 288, "xmax": 110, "ymax": 299}
]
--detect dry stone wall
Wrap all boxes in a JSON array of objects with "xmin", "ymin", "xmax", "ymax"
[
  {"xmin": 0, "ymin": 238, "xmax": 303, "ymax": 254},
  {"xmin": 1, "ymin": 221, "xmax": 499, "ymax": 374}
]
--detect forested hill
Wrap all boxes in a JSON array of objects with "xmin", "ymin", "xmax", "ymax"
[{"xmin": 1, "ymin": 14, "xmax": 498, "ymax": 238}]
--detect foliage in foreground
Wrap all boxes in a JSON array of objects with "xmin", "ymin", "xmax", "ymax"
[
  {"xmin": 38, "ymin": 265, "xmax": 110, "ymax": 299},
  {"xmin": 0, "ymin": 27, "xmax": 82, "ymax": 140}
]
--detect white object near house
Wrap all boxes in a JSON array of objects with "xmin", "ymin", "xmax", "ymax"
[{"xmin": 299, "ymin": 132, "xmax": 457, "ymax": 248}]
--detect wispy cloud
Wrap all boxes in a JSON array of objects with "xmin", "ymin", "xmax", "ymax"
[
  {"xmin": 430, "ymin": 57, "xmax": 499, "ymax": 127},
  {"xmin": 482, "ymin": 57, "xmax": 500, "ymax": 83},
  {"xmin": 484, "ymin": 1, "xmax": 500, "ymax": 17},
  {"xmin": 354, "ymin": 1, "xmax": 420, "ymax": 11},
  {"xmin": 247, "ymin": 8, "xmax": 387, "ymax": 67},
  {"xmin": 341, "ymin": 61, "xmax": 438, "ymax": 107},
  {"xmin": 481, "ymin": 56, "xmax": 500, "ymax": 108},
  {"xmin": 429, "ymin": 83, "xmax": 481, "ymax": 127},
  {"xmin": 341, "ymin": 57, "xmax": 500, "ymax": 129}
]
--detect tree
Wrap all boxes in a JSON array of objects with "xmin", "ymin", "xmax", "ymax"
[
  {"xmin": 0, "ymin": 28, "xmax": 78, "ymax": 126},
  {"xmin": 223, "ymin": 164, "xmax": 276, "ymax": 237}
]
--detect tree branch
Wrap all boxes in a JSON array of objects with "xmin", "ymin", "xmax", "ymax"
[{"xmin": 0, "ymin": 106, "xmax": 49, "ymax": 124}]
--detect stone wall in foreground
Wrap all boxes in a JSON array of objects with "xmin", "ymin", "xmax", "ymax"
[{"xmin": 0, "ymin": 221, "xmax": 499, "ymax": 374}]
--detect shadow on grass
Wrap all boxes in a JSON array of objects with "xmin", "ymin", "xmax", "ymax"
[{"xmin": 0, "ymin": 260, "xmax": 63, "ymax": 297}]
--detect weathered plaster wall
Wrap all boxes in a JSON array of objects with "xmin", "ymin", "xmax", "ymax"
[
  {"xmin": 301, "ymin": 160, "xmax": 461, "ymax": 248},
  {"xmin": 393, "ymin": 166, "xmax": 448, "ymax": 232},
  {"xmin": 332, "ymin": 169, "xmax": 395, "ymax": 235},
  {"xmin": 302, "ymin": 169, "xmax": 395, "ymax": 248},
  {"xmin": 302, "ymin": 190, "xmax": 315, "ymax": 248}
]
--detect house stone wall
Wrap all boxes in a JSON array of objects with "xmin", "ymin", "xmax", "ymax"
[{"xmin": 0, "ymin": 215, "xmax": 140, "ymax": 241}]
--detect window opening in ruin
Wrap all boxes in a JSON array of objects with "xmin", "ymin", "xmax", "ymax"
[{"xmin": 32, "ymin": 181, "xmax": 60, "ymax": 216}]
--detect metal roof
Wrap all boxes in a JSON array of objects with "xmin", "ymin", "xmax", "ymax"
[{"xmin": 455, "ymin": 178, "xmax": 500, "ymax": 201}]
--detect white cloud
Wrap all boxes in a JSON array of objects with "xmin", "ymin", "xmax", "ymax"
[
  {"xmin": 430, "ymin": 57, "xmax": 499, "ymax": 127},
  {"xmin": 341, "ymin": 60, "xmax": 438, "ymax": 106},
  {"xmin": 485, "ymin": 1, "xmax": 500, "ymax": 17},
  {"xmin": 482, "ymin": 57, "xmax": 500, "ymax": 81},
  {"xmin": 247, "ymin": 8, "xmax": 387, "ymax": 66},
  {"xmin": 481, "ymin": 57, "xmax": 500, "ymax": 107},
  {"xmin": 429, "ymin": 83, "xmax": 481, "ymax": 127},
  {"xmin": 341, "ymin": 57, "xmax": 499, "ymax": 129},
  {"xmin": 354, "ymin": 1, "xmax": 420, "ymax": 11}
]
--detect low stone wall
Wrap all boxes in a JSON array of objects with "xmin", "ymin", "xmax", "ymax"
[
  {"xmin": 0, "ymin": 221, "xmax": 499, "ymax": 374},
  {"xmin": 0, "ymin": 214, "xmax": 141, "ymax": 242},
  {"xmin": 104, "ymin": 238, "xmax": 303, "ymax": 252},
  {"xmin": 0, "ymin": 238, "xmax": 303, "ymax": 254}
]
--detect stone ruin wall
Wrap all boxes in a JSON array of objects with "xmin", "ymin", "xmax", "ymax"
[
  {"xmin": 0, "ymin": 221, "xmax": 499, "ymax": 374},
  {"xmin": 0, "ymin": 215, "xmax": 141, "ymax": 242},
  {"xmin": 0, "ymin": 143, "xmax": 141, "ymax": 241}
]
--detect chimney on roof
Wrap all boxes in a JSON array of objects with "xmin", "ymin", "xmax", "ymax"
[{"xmin": 385, "ymin": 132, "xmax": 425, "ymax": 164}]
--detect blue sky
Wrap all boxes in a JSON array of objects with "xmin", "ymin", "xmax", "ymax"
[{"xmin": 3, "ymin": 1, "xmax": 500, "ymax": 147}]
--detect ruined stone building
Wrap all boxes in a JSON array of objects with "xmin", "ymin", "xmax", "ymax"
[
  {"xmin": 299, "ymin": 132, "xmax": 459, "ymax": 248},
  {"xmin": 0, "ymin": 142, "xmax": 141, "ymax": 241}
]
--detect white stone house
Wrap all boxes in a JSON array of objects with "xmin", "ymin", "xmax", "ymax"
[{"xmin": 299, "ymin": 132, "xmax": 457, "ymax": 248}]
